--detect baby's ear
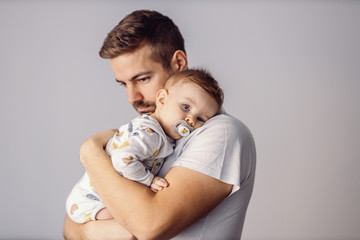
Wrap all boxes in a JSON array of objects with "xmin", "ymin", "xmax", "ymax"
[{"xmin": 156, "ymin": 89, "xmax": 168, "ymax": 108}]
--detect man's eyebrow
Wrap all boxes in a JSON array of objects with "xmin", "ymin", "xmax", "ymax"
[{"xmin": 115, "ymin": 71, "xmax": 153, "ymax": 83}]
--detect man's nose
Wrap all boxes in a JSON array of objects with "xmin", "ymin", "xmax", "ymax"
[
  {"xmin": 126, "ymin": 86, "xmax": 142, "ymax": 104},
  {"xmin": 185, "ymin": 116, "xmax": 195, "ymax": 127}
]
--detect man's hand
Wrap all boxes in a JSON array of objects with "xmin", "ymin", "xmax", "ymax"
[
  {"xmin": 150, "ymin": 176, "xmax": 169, "ymax": 193},
  {"xmin": 63, "ymin": 215, "xmax": 135, "ymax": 240},
  {"xmin": 79, "ymin": 129, "xmax": 118, "ymax": 164}
]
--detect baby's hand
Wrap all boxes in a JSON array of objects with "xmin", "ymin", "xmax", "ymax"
[{"xmin": 150, "ymin": 176, "xmax": 169, "ymax": 193}]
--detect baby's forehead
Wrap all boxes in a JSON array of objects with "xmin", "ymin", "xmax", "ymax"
[
  {"xmin": 170, "ymin": 82, "xmax": 218, "ymax": 108},
  {"xmin": 168, "ymin": 76, "xmax": 206, "ymax": 90},
  {"xmin": 165, "ymin": 76, "xmax": 187, "ymax": 88},
  {"xmin": 167, "ymin": 79, "xmax": 199, "ymax": 94}
]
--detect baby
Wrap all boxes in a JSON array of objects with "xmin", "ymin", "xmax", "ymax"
[{"xmin": 66, "ymin": 68, "xmax": 224, "ymax": 223}]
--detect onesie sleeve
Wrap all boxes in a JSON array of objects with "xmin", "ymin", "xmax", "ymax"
[{"xmin": 110, "ymin": 127, "xmax": 163, "ymax": 186}]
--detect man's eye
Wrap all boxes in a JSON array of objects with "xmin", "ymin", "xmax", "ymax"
[
  {"xmin": 182, "ymin": 104, "xmax": 190, "ymax": 111},
  {"xmin": 118, "ymin": 82, "xmax": 126, "ymax": 87},
  {"xmin": 138, "ymin": 77, "xmax": 150, "ymax": 82}
]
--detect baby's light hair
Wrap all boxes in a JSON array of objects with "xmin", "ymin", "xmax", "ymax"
[{"xmin": 164, "ymin": 68, "xmax": 224, "ymax": 109}]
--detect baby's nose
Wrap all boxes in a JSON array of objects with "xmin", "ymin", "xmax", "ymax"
[{"xmin": 185, "ymin": 117, "xmax": 195, "ymax": 127}]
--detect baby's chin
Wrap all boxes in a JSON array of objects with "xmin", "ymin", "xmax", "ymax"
[
  {"xmin": 173, "ymin": 134, "xmax": 182, "ymax": 140},
  {"xmin": 165, "ymin": 130, "xmax": 181, "ymax": 140}
]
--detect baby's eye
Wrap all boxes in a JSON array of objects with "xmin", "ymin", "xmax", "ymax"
[
  {"xmin": 182, "ymin": 104, "xmax": 190, "ymax": 111},
  {"xmin": 197, "ymin": 117, "xmax": 205, "ymax": 123}
]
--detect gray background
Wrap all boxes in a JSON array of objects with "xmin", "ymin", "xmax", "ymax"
[{"xmin": 1, "ymin": 1, "xmax": 359, "ymax": 239}]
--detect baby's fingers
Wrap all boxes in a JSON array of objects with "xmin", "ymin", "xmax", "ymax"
[
  {"xmin": 153, "ymin": 177, "xmax": 169, "ymax": 188},
  {"xmin": 150, "ymin": 183, "xmax": 163, "ymax": 193}
]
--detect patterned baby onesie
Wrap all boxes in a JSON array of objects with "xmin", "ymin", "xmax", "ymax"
[{"xmin": 66, "ymin": 115, "xmax": 175, "ymax": 223}]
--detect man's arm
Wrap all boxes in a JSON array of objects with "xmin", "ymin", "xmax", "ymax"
[{"xmin": 76, "ymin": 130, "xmax": 232, "ymax": 239}]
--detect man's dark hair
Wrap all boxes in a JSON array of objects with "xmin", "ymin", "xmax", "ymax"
[{"xmin": 99, "ymin": 10, "xmax": 186, "ymax": 70}]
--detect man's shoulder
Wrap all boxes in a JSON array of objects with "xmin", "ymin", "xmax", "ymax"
[
  {"xmin": 206, "ymin": 113, "xmax": 242, "ymax": 125},
  {"xmin": 202, "ymin": 113, "xmax": 250, "ymax": 134},
  {"xmin": 188, "ymin": 113, "xmax": 253, "ymax": 142}
]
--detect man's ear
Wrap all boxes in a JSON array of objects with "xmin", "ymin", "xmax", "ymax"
[
  {"xmin": 170, "ymin": 50, "xmax": 188, "ymax": 73},
  {"xmin": 156, "ymin": 89, "xmax": 168, "ymax": 108}
]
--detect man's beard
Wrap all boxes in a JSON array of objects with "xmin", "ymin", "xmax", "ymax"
[{"xmin": 133, "ymin": 100, "xmax": 156, "ymax": 114}]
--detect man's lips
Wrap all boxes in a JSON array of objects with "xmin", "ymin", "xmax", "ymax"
[{"xmin": 137, "ymin": 106, "xmax": 154, "ymax": 113}]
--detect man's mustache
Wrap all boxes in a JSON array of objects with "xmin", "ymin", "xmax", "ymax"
[{"xmin": 133, "ymin": 101, "xmax": 156, "ymax": 113}]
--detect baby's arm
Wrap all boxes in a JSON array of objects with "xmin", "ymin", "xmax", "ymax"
[
  {"xmin": 111, "ymin": 150, "xmax": 155, "ymax": 186},
  {"xmin": 110, "ymin": 127, "xmax": 163, "ymax": 187}
]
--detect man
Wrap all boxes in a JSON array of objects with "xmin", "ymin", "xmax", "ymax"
[{"xmin": 63, "ymin": 10, "xmax": 256, "ymax": 240}]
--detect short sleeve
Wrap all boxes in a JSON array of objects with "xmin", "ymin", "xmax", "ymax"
[{"xmin": 171, "ymin": 114, "xmax": 255, "ymax": 195}]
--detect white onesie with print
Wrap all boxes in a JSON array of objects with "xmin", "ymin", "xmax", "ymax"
[{"xmin": 66, "ymin": 115, "xmax": 175, "ymax": 223}]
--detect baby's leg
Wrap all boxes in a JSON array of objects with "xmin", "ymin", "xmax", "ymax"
[
  {"xmin": 66, "ymin": 174, "xmax": 105, "ymax": 223},
  {"xmin": 66, "ymin": 189, "xmax": 105, "ymax": 223},
  {"xmin": 96, "ymin": 208, "xmax": 114, "ymax": 220}
]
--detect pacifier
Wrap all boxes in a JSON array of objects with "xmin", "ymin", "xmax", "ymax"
[{"xmin": 173, "ymin": 120, "xmax": 194, "ymax": 137}]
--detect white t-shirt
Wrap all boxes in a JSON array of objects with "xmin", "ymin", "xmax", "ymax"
[{"xmin": 158, "ymin": 113, "xmax": 256, "ymax": 239}]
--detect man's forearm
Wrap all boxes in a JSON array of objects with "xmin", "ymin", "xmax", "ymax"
[{"xmin": 79, "ymin": 135, "xmax": 165, "ymax": 238}]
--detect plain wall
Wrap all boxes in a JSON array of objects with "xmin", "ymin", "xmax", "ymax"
[{"xmin": 1, "ymin": 1, "xmax": 359, "ymax": 239}]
